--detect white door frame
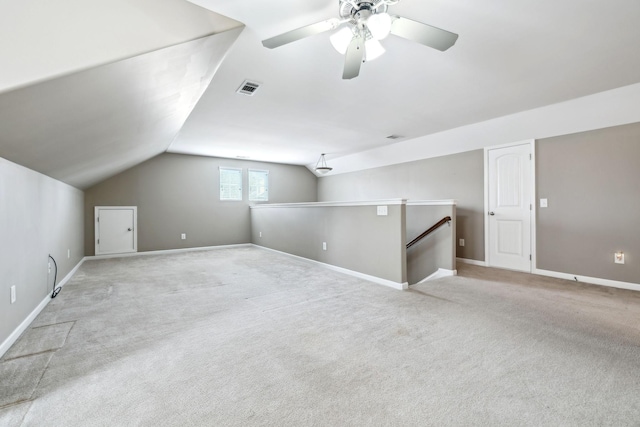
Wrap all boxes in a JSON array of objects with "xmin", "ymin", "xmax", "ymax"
[
  {"xmin": 484, "ymin": 139, "xmax": 536, "ymax": 272},
  {"xmin": 95, "ymin": 206, "xmax": 138, "ymax": 255}
]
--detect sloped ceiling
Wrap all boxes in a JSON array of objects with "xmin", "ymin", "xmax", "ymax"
[
  {"xmin": 1, "ymin": 0, "xmax": 640, "ymax": 188},
  {"xmin": 171, "ymin": 0, "xmax": 640, "ymax": 169},
  {"xmin": 0, "ymin": 0, "xmax": 242, "ymax": 189},
  {"xmin": 0, "ymin": 28, "xmax": 242, "ymax": 189},
  {"xmin": 0, "ymin": 0, "xmax": 240, "ymax": 93}
]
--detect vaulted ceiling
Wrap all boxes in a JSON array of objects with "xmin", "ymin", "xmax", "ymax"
[{"xmin": 1, "ymin": 0, "xmax": 640, "ymax": 189}]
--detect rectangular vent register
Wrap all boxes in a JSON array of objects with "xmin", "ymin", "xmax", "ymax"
[{"xmin": 237, "ymin": 80, "xmax": 261, "ymax": 96}]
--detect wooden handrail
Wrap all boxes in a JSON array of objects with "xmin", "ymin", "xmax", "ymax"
[{"xmin": 406, "ymin": 216, "xmax": 452, "ymax": 249}]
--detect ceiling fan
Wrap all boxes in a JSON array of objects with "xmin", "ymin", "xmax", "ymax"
[{"xmin": 262, "ymin": 0, "xmax": 459, "ymax": 79}]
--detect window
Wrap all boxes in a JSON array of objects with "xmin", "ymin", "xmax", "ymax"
[
  {"xmin": 220, "ymin": 167, "xmax": 242, "ymax": 200},
  {"xmin": 249, "ymin": 169, "xmax": 269, "ymax": 201}
]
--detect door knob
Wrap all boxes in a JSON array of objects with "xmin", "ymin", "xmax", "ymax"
[
  {"xmin": 127, "ymin": 228, "xmax": 132, "ymax": 231},
  {"xmin": 489, "ymin": 212, "xmax": 495, "ymax": 216}
]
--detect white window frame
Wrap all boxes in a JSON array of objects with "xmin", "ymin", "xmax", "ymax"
[
  {"xmin": 219, "ymin": 167, "xmax": 243, "ymax": 201},
  {"xmin": 248, "ymin": 169, "xmax": 269, "ymax": 202}
]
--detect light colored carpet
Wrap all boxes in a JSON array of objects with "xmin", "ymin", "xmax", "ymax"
[{"xmin": 1, "ymin": 247, "xmax": 639, "ymax": 426}]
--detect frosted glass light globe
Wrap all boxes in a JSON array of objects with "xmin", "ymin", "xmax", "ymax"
[{"xmin": 367, "ymin": 12, "xmax": 392, "ymax": 40}]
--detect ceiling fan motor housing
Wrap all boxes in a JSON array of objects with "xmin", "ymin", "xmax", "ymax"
[
  {"xmin": 340, "ymin": 1, "xmax": 386, "ymax": 23},
  {"xmin": 262, "ymin": 0, "xmax": 458, "ymax": 80}
]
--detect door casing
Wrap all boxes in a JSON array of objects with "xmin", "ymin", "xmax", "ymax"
[
  {"xmin": 484, "ymin": 140, "xmax": 536, "ymax": 272},
  {"xmin": 95, "ymin": 206, "xmax": 138, "ymax": 255}
]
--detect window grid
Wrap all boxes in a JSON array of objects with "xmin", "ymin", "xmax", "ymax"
[
  {"xmin": 249, "ymin": 169, "xmax": 269, "ymax": 201},
  {"xmin": 220, "ymin": 167, "xmax": 242, "ymax": 201}
]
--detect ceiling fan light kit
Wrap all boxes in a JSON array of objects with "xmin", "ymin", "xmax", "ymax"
[
  {"xmin": 366, "ymin": 12, "xmax": 392, "ymax": 40},
  {"xmin": 262, "ymin": 0, "xmax": 458, "ymax": 79},
  {"xmin": 330, "ymin": 26, "xmax": 354, "ymax": 54},
  {"xmin": 365, "ymin": 38, "xmax": 385, "ymax": 61}
]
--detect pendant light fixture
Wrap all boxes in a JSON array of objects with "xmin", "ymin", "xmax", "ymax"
[{"xmin": 315, "ymin": 153, "xmax": 333, "ymax": 174}]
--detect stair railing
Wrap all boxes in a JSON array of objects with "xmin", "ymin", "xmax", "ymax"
[{"xmin": 406, "ymin": 216, "xmax": 452, "ymax": 249}]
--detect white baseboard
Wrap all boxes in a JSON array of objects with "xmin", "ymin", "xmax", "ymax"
[
  {"xmin": 0, "ymin": 295, "xmax": 51, "ymax": 359},
  {"xmin": 413, "ymin": 268, "xmax": 457, "ymax": 285},
  {"xmin": 0, "ymin": 257, "xmax": 85, "ymax": 359},
  {"xmin": 456, "ymin": 257, "xmax": 487, "ymax": 267},
  {"xmin": 254, "ymin": 245, "xmax": 408, "ymax": 290},
  {"xmin": 533, "ymin": 268, "xmax": 640, "ymax": 293},
  {"xmin": 85, "ymin": 243, "xmax": 253, "ymax": 261}
]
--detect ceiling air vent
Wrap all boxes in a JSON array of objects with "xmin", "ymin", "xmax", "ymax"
[
  {"xmin": 237, "ymin": 80, "xmax": 261, "ymax": 96},
  {"xmin": 386, "ymin": 134, "xmax": 404, "ymax": 140}
]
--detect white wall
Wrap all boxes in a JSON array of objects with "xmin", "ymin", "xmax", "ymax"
[{"xmin": 0, "ymin": 157, "xmax": 84, "ymax": 353}]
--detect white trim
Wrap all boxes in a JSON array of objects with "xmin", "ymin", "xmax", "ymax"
[
  {"xmin": 406, "ymin": 199, "xmax": 457, "ymax": 206},
  {"xmin": 483, "ymin": 146, "xmax": 490, "ymax": 269},
  {"xmin": 534, "ymin": 268, "xmax": 640, "ymax": 293},
  {"xmin": 412, "ymin": 268, "xmax": 457, "ymax": 285},
  {"xmin": 456, "ymin": 257, "xmax": 487, "ymax": 267},
  {"xmin": 530, "ymin": 140, "xmax": 538, "ymax": 272},
  {"xmin": 484, "ymin": 140, "xmax": 535, "ymax": 272},
  {"xmin": 0, "ymin": 257, "xmax": 85, "ymax": 359},
  {"xmin": 0, "ymin": 295, "xmax": 51, "ymax": 359},
  {"xmin": 254, "ymin": 245, "xmax": 408, "ymax": 290},
  {"xmin": 86, "ymin": 244, "xmax": 252, "ymax": 260},
  {"xmin": 95, "ymin": 206, "xmax": 138, "ymax": 256},
  {"xmin": 250, "ymin": 199, "xmax": 407, "ymax": 209}
]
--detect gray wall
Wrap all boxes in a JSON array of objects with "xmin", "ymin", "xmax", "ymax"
[
  {"xmin": 1, "ymin": 157, "xmax": 84, "ymax": 349},
  {"xmin": 251, "ymin": 203, "xmax": 407, "ymax": 284},
  {"xmin": 318, "ymin": 150, "xmax": 484, "ymax": 261},
  {"xmin": 406, "ymin": 204, "xmax": 456, "ymax": 284},
  {"xmin": 84, "ymin": 153, "xmax": 317, "ymax": 255},
  {"xmin": 537, "ymin": 122, "xmax": 640, "ymax": 284}
]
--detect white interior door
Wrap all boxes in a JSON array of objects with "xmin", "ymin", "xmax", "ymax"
[
  {"xmin": 95, "ymin": 207, "xmax": 137, "ymax": 255},
  {"xmin": 487, "ymin": 143, "xmax": 532, "ymax": 272}
]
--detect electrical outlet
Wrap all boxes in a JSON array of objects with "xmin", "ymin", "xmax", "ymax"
[
  {"xmin": 67, "ymin": 249, "xmax": 70, "ymax": 259},
  {"xmin": 181, "ymin": 233, "xmax": 186, "ymax": 240},
  {"xmin": 48, "ymin": 262, "xmax": 51, "ymax": 274},
  {"xmin": 259, "ymin": 232, "xmax": 262, "ymax": 238},
  {"xmin": 540, "ymin": 198, "xmax": 548, "ymax": 208},
  {"xmin": 614, "ymin": 252, "xmax": 625, "ymax": 264},
  {"xmin": 10, "ymin": 286, "xmax": 16, "ymax": 304},
  {"xmin": 322, "ymin": 242, "xmax": 327, "ymax": 251},
  {"xmin": 377, "ymin": 206, "xmax": 388, "ymax": 216},
  {"xmin": 459, "ymin": 239, "xmax": 465, "ymax": 247}
]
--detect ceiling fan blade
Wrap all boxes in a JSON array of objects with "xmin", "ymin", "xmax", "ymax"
[
  {"xmin": 390, "ymin": 16, "xmax": 458, "ymax": 51},
  {"xmin": 342, "ymin": 36, "xmax": 365, "ymax": 79},
  {"xmin": 262, "ymin": 19, "xmax": 340, "ymax": 49}
]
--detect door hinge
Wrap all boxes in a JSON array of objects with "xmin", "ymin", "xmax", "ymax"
[
  {"xmin": 530, "ymin": 204, "xmax": 532, "ymax": 210},
  {"xmin": 530, "ymin": 254, "xmax": 532, "ymax": 260},
  {"xmin": 97, "ymin": 217, "xmax": 99, "ymax": 222},
  {"xmin": 529, "ymin": 153, "xmax": 532, "ymax": 160},
  {"xmin": 97, "ymin": 239, "xmax": 100, "ymax": 244}
]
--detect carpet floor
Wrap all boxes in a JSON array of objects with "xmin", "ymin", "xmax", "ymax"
[{"xmin": 1, "ymin": 246, "xmax": 639, "ymax": 426}]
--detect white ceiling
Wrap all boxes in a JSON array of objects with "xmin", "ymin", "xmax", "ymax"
[
  {"xmin": 1, "ymin": 0, "xmax": 640, "ymax": 188},
  {"xmin": 0, "ymin": 29, "xmax": 243, "ymax": 188},
  {"xmin": 0, "ymin": 0, "xmax": 240, "ymax": 93},
  {"xmin": 170, "ymin": 0, "xmax": 640, "ymax": 168},
  {"xmin": 0, "ymin": 0, "xmax": 242, "ymax": 189}
]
